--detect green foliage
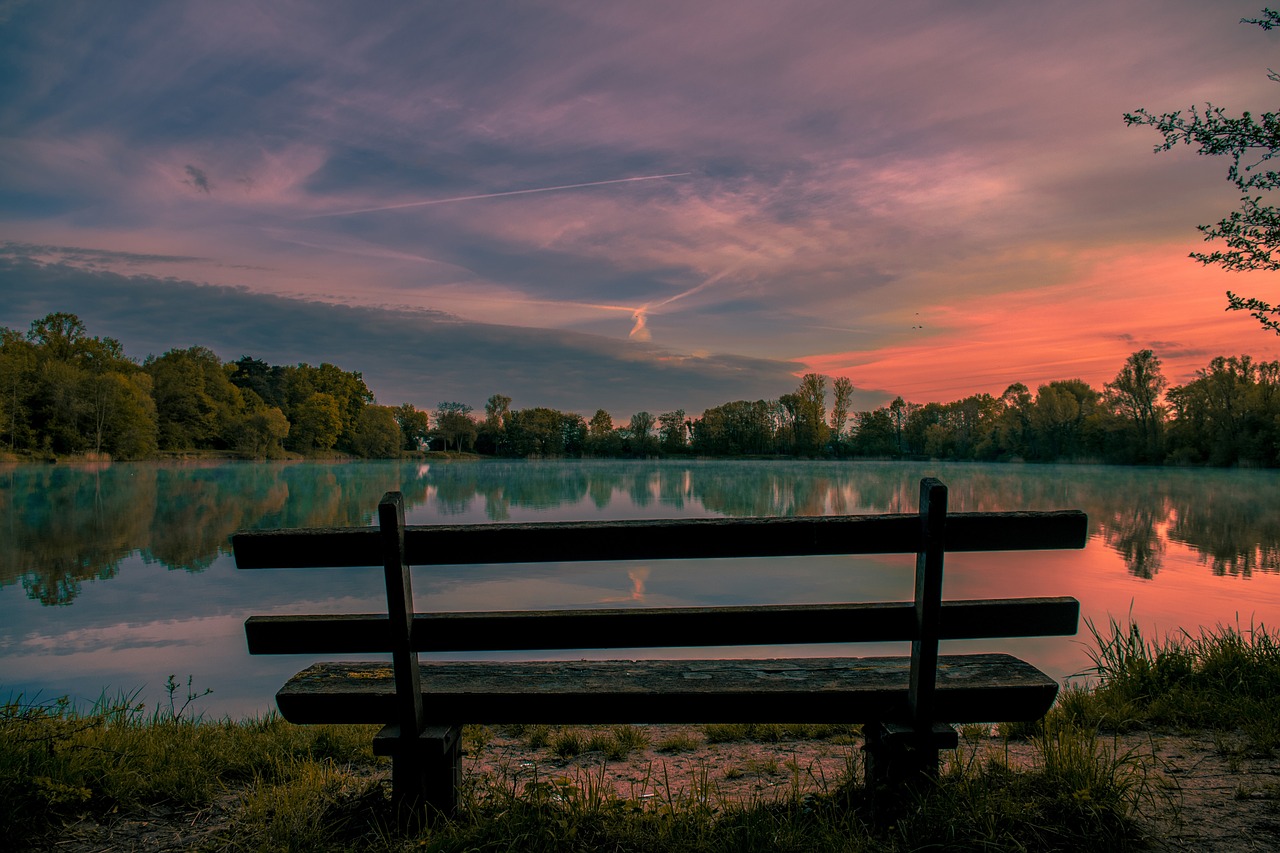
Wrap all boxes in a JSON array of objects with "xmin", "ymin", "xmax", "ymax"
[
  {"xmin": 1165, "ymin": 354, "xmax": 1280, "ymax": 466},
  {"xmin": 234, "ymin": 403, "xmax": 291, "ymax": 458},
  {"xmin": 351, "ymin": 404, "xmax": 402, "ymax": 458},
  {"xmin": 1066, "ymin": 617, "xmax": 1280, "ymax": 750},
  {"xmin": 393, "ymin": 402, "xmax": 430, "ymax": 450},
  {"xmin": 434, "ymin": 401, "xmax": 477, "ymax": 452},
  {"xmin": 1126, "ymin": 8, "xmax": 1280, "ymax": 333},
  {"xmin": 690, "ymin": 399, "xmax": 778, "ymax": 455},
  {"xmin": 829, "ymin": 376, "xmax": 854, "ymax": 453},
  {"xmin": 146, "ymin": 346, "xmax": 246, "ymax": 450},
  {"xmin": 2, "ymin": 677, "xmax": 1173, "ymax": 852},
  {"xmin": 657, "ymin": 409, "xmax": 688, "ymax": 454},
  {"xmin": 289, "ymin": 392, "xmax": 342, "ymax": 451},
  {"xmin": 502, "ymin": 406, "xmax": 586, "ymax": 457},
  {"xmin": 0, "ymin": 683, "xmax": 374, "ymax": 848},
  {"xmin": 897, "ymin": 720, "xmax": 1150, "ymax": 851}
]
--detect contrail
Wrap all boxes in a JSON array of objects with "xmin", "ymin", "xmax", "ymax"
[{"xmin": 306, "ymin": 172, "xmax": 691, "ymax": 218}]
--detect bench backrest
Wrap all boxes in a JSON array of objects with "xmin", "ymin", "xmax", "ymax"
[{"xmin": 234, "ymin": 477, "xmax": 1086, "ymax": 734}]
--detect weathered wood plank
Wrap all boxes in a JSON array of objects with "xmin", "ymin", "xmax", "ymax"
[
  {"xmin": 245, "ymin": 597, "xmax": 1080, "ymax": 654},
  {"xmin": 909, "ymin": 478, "xmax": 946, "ymax": 728},
  {"xmin": 273, "ymin": 654, "xmax": 1059, "ymax": 725},
  {"xmin": 377, "ymin": 492, "xmax": 425, "ymax": 800},
  {"xmin": 232, "ymin": 510, "xmax": 1088, "ymax": 570}
]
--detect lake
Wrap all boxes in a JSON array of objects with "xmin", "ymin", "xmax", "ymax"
[{"xmin": 2, "ymin": 458, "xmax": 1278, "ymax": 719}]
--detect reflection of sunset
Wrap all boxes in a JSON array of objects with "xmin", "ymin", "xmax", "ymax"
[
  {"xmin": 595, "ymin": 567, "xmax": 650, "ymax": 604},
  {"xmin": 629, "ymin": 569, "xmax": 648, "ymax": 603}
]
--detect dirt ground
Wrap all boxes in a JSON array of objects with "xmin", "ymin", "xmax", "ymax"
[{"xmin": 30, "ymin": 726, "xmax": 1280, "ymax": 851}]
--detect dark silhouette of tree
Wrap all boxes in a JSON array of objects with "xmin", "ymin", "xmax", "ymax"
[
  {"xmin": 657, "ymin": 409, "xmax": 688, "ymax": 454},
  {"xmin": 830, "ymin": 377, "xmax": 854, "ymax": 455},
  {"xmin": 1104, "ymin": 350, "xmax": 1168, "ymax": 463},
  {"xmin": 434, "ymin": 402, "xmax": 476, "ymax": 452}
]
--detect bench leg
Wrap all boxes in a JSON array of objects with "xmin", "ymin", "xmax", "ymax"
[
  {"xmin": 863, "ymin": 721, "xmax": 958, "ymax": 790},
  {"xmin": 375, "ymin": 723, "xmax": 463, "ymax": 828}
]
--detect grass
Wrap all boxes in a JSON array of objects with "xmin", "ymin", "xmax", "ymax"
[
  {"xmin": 0, "ymin": 684, "xmax": 375, "ymax": 849},
  {"xmin": 10, "ymin": 621, "xmax": 1273, "ymax": 851},
  {"xmin": 1058, "ymin": 616, "xmax": 1280, "ymax": 752},
  {"xmin": 702, "ymin": 722, "xmax": 859, "ymax": 743},
  {"xmin": 2, "ymin": 699, "xmax": 1156, "ymax": 852}
]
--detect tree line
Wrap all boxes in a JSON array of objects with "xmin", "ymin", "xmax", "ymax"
[
  {"xmin": 3, "ymin": 313, "xmax": 1278, "ymax": 466},
  {"xmin": 0, "ymin": 312, "xmax": 405, "ymax": 460}
]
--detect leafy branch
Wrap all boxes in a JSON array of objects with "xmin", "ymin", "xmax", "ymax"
[{"xmin": 1126, "ymin": 8, "xmax": 1280, "ymax": 333}]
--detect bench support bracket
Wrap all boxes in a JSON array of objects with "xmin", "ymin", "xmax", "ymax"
[
  {"xmin": 374, "ymin": 724, "xmax": 462, "ymax": 823},
  {"xmin": 863, "ymin": 720, "xmax": 959, "ymax": 788}
]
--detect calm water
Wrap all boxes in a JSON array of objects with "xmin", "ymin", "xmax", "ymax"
[{"xmin": 2, "ymin": 458, "xmax": 1278, "ymax": 718}]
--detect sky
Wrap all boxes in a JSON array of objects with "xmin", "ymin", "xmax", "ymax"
[{"xmin": 2, "ymin": 0, "xmax": 1280, "ymax": 417}]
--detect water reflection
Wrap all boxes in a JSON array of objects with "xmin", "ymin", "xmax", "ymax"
[
  {"xmin": 2, "ymin": 459, "xmax": 1278, "ymax": 606},
  {"xmin": 1, "ymin": 461, "xmax": 432, "ymax": 605}
]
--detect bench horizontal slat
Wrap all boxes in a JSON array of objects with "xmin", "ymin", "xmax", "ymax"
[
  {"xmin": 274, "ymin": 654, "xmax": 1059, "ymax": 725},
  {"xmin": 245, "ymin": 596, "xmax": 1079, "ymax": 654},
  {"xmin": 233, "ymin": 511, "xmax": 1087, "ymax": 569}
]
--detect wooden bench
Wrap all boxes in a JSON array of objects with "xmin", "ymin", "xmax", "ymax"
[{"xmin": 232, "ymin": 477, "xmax": 1085, "ymax": 823}]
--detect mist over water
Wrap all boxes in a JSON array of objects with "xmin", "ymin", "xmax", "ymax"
[{"xmin": 2, "ymin": 459, "xmax": 1277, "ymax": 718}]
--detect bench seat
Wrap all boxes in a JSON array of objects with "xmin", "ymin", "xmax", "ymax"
[{"xmin": 274, "ymin": 653, "xmax": 1059, "ymax": 725}]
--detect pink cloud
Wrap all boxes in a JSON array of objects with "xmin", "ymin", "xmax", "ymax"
[{"xmin": 800, "ymin": 246, "xmax": 1280, "ymax": 403}]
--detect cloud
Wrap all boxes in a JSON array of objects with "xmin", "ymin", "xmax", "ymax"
[
  {"xmin": 1, "ymin": 240, "xmax": 210, "ymax": 266},
  {"xmin": 0, "ymin": 256, "xmax": 816, "ymax": 416},
  {"xmin": 306, "ymin": 173, "xmax": 692, "ymax": 218},
  {"xmin": 3, "ymin": 0, "xmax": 1280, "ymax": 408},
  {"xmin": 628, "ymin": 308, "xmax": 650, "ymax": 341},
  {"xmin": 183, "ymin": 165, "xmax": 211, "ymax": 194}
]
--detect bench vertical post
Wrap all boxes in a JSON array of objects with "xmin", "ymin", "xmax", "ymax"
[
  {"xmin": 373, "ymin": 491, "xmax": 461, "ymax": 826},
  {"xmin": 864, "ymin": 477, "xmax": 957, "ymax": 788},
  {"xmin": 909, "ymin": 478, "xmax": 946, "ymax": 736}
]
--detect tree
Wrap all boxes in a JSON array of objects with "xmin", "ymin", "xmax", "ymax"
[
  {"xmin": 1104, "ymin": 350, "xmax": 1169, "ymax": 463},
  {"xmin": 393, "ymin": 403, "xmax": 431, "ymax": 451},
  {"xmin": 888, "ymin": 396, "xmax": 915, "ymax": 456},
  {"xmin": 0, "ymin": 328, "xmax": 36, "ymax": 451},
  {"xmin": 1165, "ymin": 354, "xmax": 1279, "ymax": 465},
  {"xmin": 233, "ymin": 404, "xmax": 290, "ymax": 458},
  {"xmin": 27, "ymin": 312, "xmax": 89, "ymax": 361},
  {"xmin": 585, "ymin": 409, "xmax": 623, "ymax": 456},
  {"xmin": 690, "ymin": 400, "xmax": 776, "ymax": 456},
  {"xmin": 484, "ymin": 394, "xmax": 511, "ymax": 429},
  {"xmin": 627, "ymin": 411, "xmax": 656, "ymax": 456},
  {"xmin": 658, "ymin": 409, "xmax": 688, "ymax": 454},
  {"xmin": 830, "ymin": 377, "xmax": 854, "ymax": 454},
  {"xmin": 145, "ymin": 347, "xmax": 245, "ymax": 450},
  {"xmin": 1028, "ymin": 380, "xmax": 1102, "ymax": 461},
  {"xmin": 83, "ymin": 371, "xmax": 158, "ymax": 458},
  {"xmin": 228, "ymin": 356, "xmax": 286, "ymax": 408},
  {"xmin": 352, "ymin": 405, "xmax": 402, "ymax": 458},
  {"xmin": 277, "ymin": 362, "xmax": 374, "ymax": 452},
  {"xmin": 434, "ymin": 402, "xmax": 476, "ymax": 452},
  {"xmin": 1126, "ymin": 9, "xmax": 1280, "ymax": 333},
  {"xmin": 588, "ymin": 409, "xmax": 614, "ymax": 437},
  {"xmin": 851, "ymin": 408, "xmax": 895, "ymax": 456},
  {"xmin": 791, "ymin": 374, "xmax": 829, "ymax": 455},
  {"xmin": 504, "ymin": 407, "xmax": 584, "ymax": 456},
  {"xmin": 291, "ymin": 392, "xmax": 342, "ymax": 451}
]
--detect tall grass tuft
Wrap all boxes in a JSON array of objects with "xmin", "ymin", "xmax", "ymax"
[
  {"xmin": 0, "ymin": 684, "xmax": 374, "ymax": 849},
  {"xmin": 1075, "ymin": 616, "xmax": 1280, "ymax": 749}
]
